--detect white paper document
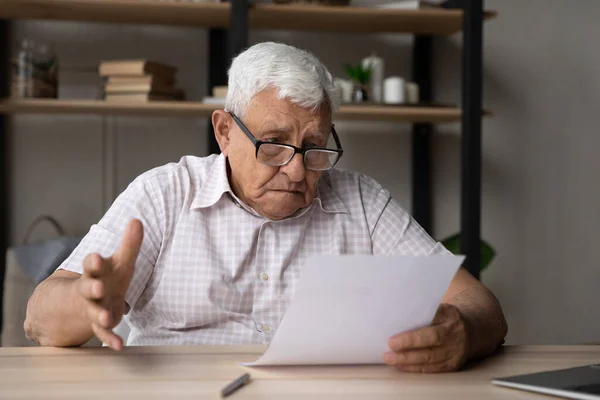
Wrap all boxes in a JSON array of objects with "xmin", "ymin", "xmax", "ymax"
[{"xmin": 244, "ymin": 254, "xmax": 464, "ymax": 366}]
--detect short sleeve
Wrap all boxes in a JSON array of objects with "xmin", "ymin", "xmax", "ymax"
[
  {"xmin": 366, "ymin": 185, "xmax": 449, "ymax": 256},
  {"xmin": 58, "ymin": 178, "xmax": 164, "ymax": 310}
]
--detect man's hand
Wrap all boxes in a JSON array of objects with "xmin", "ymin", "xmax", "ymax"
[
  {"xmin": 76, "ymin": 219, "xmax": 143, "ymax": 351},
  {"xmin": 384, "ymin": 304, "xmax": 469, "ymax": 373}
]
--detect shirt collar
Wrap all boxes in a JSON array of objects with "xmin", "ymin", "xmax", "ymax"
[
  {"xmin": 190, "ymin": 153, "xmax": 232, "ymax": 210},
  {"xmin": 191, "ymin": 154, "xmax": 349, "ymax": 216},
  {"xmin": 314, "ymin": 172, "xmax": 350, "ymax": 215}
]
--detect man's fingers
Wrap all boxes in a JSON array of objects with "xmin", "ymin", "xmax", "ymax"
[
  {"xmin": 388, "ymin": 326, "xmax": 445, "ymax": 351},
  {"xmin": 112, "ymin": 219, "xmax": 144, "ymax": 269},
  {"xmin": 392, "ymin": 360, "xmax": 456, "ymax": 374},
  {"xmin": 82, "ymin": 253, "xmax": 108, "ymax": 278},
  {"xmin": 384, "ymin": 347, "xmax": 452, "ymax": 366},
  {"xmin": 78, "ymin": 277, "xmax": 104, "ymax": 300},
  {"xmin": 91, "ymin": 323, "xmax": 123, "ymax": 351},
  {"xmin": 85, "ymin": 300, "xmax": 113, "ymax": 329}
]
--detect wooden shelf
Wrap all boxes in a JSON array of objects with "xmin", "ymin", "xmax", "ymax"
[
  {"xmin": 0, "ymin": 0, "xmax": 497, "ymax": 35},
  {"xmin": 0, "ymin": 99, "xmax": 485, "ymax": 123},
  {"xmin": 0, "ymin": 0, "xmax": 230, "ymax": 29},
  {"xmin": 0, "ymin": 99, "xmax": 219, "ymax": 117},
  {"xmin": 250, "ymin": 4, "xmax": 497, "ymax": 34},
  {"xmin": 336, "ymin": 104, "xmax": 467, "ymax": 123}
]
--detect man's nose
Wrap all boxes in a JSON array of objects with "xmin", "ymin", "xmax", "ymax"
[{"xmin": 280, "ymin": 153, "xmax": 306, "ymax": 182}]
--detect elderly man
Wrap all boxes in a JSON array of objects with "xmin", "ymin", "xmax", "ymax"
[{"xmin": 25, "ymin": 42, "xmax": 506, "ymax": 373}]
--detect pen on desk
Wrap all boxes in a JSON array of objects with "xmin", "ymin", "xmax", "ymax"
[{"xmin": 221, "ymin": 373, "xmax": 252, "ymax": 398}]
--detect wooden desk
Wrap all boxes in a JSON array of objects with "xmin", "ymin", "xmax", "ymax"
[{"xmin": 1, "ymin": 345, "xmax": 599, "ymax": 399}]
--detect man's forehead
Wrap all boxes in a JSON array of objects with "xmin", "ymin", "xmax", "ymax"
[
  {"xmin": 248, "ymin": 92, "xmax": 331, "ymax": 126},
  {"xmin": 254, "ymin": 108, "xmax": 330, "ymax": 130}
]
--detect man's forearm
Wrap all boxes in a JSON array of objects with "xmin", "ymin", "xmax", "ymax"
[
  {"xmin": 24, "ymin": 277, "xmax": 94, "ymax": 347},
  {"xmin": 446, "ymin": 286, "xmax": 508, "ymax": 361}
]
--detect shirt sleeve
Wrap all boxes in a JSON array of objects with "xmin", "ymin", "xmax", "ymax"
[
  {"xmin": 363, "ymin": 179, "xmax": 449, "ymax": 256},
  {"xmin": 57, "ymin": 177, "xmax": 165, "ymax": 310}
]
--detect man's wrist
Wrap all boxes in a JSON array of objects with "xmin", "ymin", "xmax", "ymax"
[
  {"xmin": 461, "ymin": 310, "xmax": 479, "ymax": 360},
  {"xmin": 460, "ymin": 307, "xmax": 505, "ymax": 361}
]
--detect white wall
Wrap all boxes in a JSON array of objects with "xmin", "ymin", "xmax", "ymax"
[
  {"xmin": 433, "ymin": 0, "xmax": 600, "ymax": 344},
  {"xmin": 9, "ymin": 0, "xmax": 600, "ymax": 345}
]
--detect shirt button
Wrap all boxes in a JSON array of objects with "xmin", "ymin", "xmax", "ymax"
[
  {"xmin": 261, "ymin": 272, "xmax": 269, "ymax": 281},
  {"xmin": 263, "ymin": 324, "xmax": 271, "ymax": 333}
]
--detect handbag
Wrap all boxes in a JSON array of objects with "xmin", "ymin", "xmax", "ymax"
[{"xmin": 2, "ymin": 216, "xmax": 81, "ymax": 347}]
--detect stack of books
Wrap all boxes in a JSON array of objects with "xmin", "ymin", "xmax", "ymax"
[{"xmin": 99, "ymin": 60, "xmax": 184, "ymax": 102}]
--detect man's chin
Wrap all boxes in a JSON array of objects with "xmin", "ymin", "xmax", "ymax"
[
  {"xmin": 264, "ymin": 205, "xmax": 300, "ymax": 220},
  {"xmin": 261, "ymin": 194, "xmax": 309, "ymax": 219}
]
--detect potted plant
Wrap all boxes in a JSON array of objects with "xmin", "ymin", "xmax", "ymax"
[
  {"xmin": 344, "ymin": 63, "xmax": 371, "ymax": 103},
  {"xmin": 441, "ymin": 233, "xmax": 496, "ymax": 272}
]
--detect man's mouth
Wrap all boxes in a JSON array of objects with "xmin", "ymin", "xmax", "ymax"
[{"xmin": 273, "ymin": 189, "xmax": 304, "ymax": 194}]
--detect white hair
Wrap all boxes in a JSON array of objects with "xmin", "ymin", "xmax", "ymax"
[{"xmin": 224, "ymin": 42, "xmax": 340, "ymax": 118}]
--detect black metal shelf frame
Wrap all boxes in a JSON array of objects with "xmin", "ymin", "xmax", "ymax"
[
  {"xmin": 0, "ymin": 20, "xmax": 9, "ymax": 336},
  {"xmin": 206, "ymin": 0, "xmax": 485, "ymax": 280}
]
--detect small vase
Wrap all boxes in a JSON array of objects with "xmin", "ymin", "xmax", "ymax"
[{"xmin": 352, "ymin": 85, "xmax": 368, "ymax": 103}]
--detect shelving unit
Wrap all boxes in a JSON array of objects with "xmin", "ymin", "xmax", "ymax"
[{"xmin": 0, "ymin": 0, "xmax": 494, "ymax": 333}]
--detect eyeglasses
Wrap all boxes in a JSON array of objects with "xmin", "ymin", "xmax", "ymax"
[{"xmin": 229, "ymin": 112, "xmax": 343, "ymax": 171}]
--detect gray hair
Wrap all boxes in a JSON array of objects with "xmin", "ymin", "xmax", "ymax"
[{"xmin": 224, "ymin": 42, "xmax": 340, "ymax": 119}]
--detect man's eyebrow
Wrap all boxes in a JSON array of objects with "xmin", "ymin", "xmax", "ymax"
[
  {"xmin": 309, "ymin": 130, "xmax": 327, "ymax": 137},
  {"xmin": 305, "ymin": 131, "xmax": 327, "ymax": 141},
  {"xmin": 258, "ymin": 125, "xmax": 327, "ymax": 141},
  {"xmin": 258, "ymin": 125, "xmax": 294, "ymax": 136}
]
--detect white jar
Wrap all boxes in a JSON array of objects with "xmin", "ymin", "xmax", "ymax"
[{"xmin": 383, "ymin": 76, "xmax": 405, "ymax": 104}]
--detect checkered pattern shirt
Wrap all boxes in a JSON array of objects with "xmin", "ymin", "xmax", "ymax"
[{"xmin": 59, "ymin": 154, "xmax": 447, "ymax": 345}]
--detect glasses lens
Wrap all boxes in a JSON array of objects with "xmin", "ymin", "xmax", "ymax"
[
  {"xmin": 257, "ymin": 144, "xmax": 295, "ymax": 166},
  {"xmin": 304, "ymin": 150, "xmax": 340, "ymax": 171}
]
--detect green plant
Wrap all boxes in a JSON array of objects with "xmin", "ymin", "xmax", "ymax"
[
  {"xmin": 344, "ymin": 63, "xmax": 371, "ymax": 85},
  {"xmin": 441, "ymin": 233, "xmax": 496, "ymax": 272}
]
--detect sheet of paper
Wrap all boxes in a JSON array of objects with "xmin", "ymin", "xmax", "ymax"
[{"xmin": 244, "ymin": 254, "xmax": 464, "ymax": 366}]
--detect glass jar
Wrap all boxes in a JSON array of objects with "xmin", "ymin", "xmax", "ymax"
[
  {"xmin": 11, "ymin": 39, "xmax": 59, "ymax": 98},
  {"xmin": 36, "ymin": 44, "xmax": 59, "ymax": 99},
  {"xmin": 11, "ymin": 39, "xmax": 36, "ymax": 98}
]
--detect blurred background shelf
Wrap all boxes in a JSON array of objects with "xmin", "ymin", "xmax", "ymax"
[
  {"xmin": 0, "ymin": 99, "xmax": 219, "ymax": 118},
  {"xmin": 0, "ymin": 99, "xmax": 491, "ymax": 123},
  {"xmin": 0, "ymin": 0, "xmax": 494, "ymax": 312}
]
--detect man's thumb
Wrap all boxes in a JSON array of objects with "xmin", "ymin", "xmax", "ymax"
[{"xmin": 113, "ymin": 219, "xmax": 144, "ymax": 271}]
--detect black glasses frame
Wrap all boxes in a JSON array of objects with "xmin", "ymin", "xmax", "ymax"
[{"xmin": 229, "ymin": 112, "xmax": 344, "ymax": 170}]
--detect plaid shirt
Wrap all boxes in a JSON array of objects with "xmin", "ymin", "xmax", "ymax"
[{"xmin": 59, "ymin": 154, "xmax": 446, "ymax": 345}]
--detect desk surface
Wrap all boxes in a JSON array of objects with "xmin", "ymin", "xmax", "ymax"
[{"xmin": 1, "ymin": 345, "xmax": 599, "ymax": 399}]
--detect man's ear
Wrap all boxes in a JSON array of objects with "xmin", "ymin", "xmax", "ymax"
[{"xmin": 212, "ymin": 110, "xmax": 232, "ymax": 156}]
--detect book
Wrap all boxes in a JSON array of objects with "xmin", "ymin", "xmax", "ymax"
[
  {"xmin": 104, "ymin": 92, "xmax": 182, "ymax": 102},
  {"xmin": 212, "ymin": 85, "xmax": 228, "ymax": 98},
  {"xmin": 104, "ymin": 82, "xmax": 181, "ymax": 97},
  {"xmin": 107, "ymin": 74, "xmax": 175, "ymax": 86},
  {"xmin": 99, "ymin": 60, "xmax": 177, "ymax": 79}
]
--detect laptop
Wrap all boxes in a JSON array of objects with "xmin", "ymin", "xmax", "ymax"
[{"xmin": 492, "ymin": 364, "xmax": 600, "ymax": 399}]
